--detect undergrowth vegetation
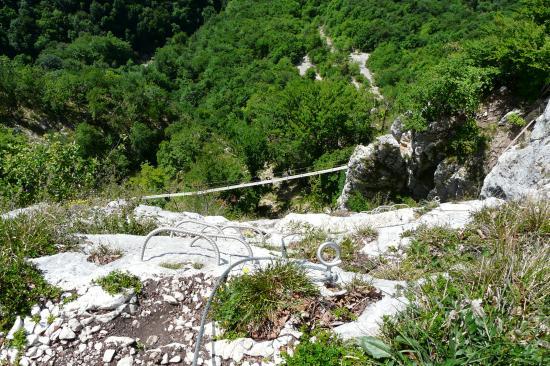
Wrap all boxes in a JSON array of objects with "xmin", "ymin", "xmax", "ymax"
[
  {"xmin": 212, "ymin": 262, "xmax": 318, "ymax": 339},
  {"xmin": 0, "ymin": 203, "xmax": 155, "ymax": 332},
  {"xmin": 377, "ymin": 201, "xmax": 549, "ymax": 364},
  {"xmin": 280, "ymin": 200, "xmax": 549, "ymax": 365},
  {"xmin": 95, "ymin": 270, "xmax": 142, "ymax": 295}
]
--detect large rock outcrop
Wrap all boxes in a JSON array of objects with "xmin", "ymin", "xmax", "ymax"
[
  {"xmin": 337, "ymin": 135, "xmax": 407, "ymax": 208},
  {"xmin": 481, "ymin": 100, "xmax": 550, "ymax": 200},
  {"xmin": 338, "ymin": 116, "xmax": 466, "ymax": 208},
  {"xmin": 429, "ymin": 158, "xmax": 479, "ymax": 201}
]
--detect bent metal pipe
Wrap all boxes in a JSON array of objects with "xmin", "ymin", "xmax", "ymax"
[
  {"xmin": 141, "ymin": 227, "xmax": 222, "ymax": 265},
  {"xmin": 192, "ymin": 241, "xmax": 342, "ymax": 366}
]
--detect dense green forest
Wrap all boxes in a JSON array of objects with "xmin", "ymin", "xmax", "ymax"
[{"xmin": 0, "ymin": 0, "xmax": 548, "ymax": 213}]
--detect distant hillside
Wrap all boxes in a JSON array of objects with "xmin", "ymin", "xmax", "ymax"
[{"xmin": 0, "ymin": 0, "xmax": 548, "ymax": 213}]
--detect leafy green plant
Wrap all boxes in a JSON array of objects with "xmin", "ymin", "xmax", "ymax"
[
  {"xmin": 192, "ymin": 262, "xmax": 204, "ymax": 270},
  {"xmin": 0, "ymin": 207, "xmax": 76, "ymax": 331},
  {"xmin": 507, "ymin": 112, "xmax": 527, "ymax": 127},
  {"xmin": 212, "ymin": 262, "xmax": 318, "ymax": 339},
  {"xmin": 95, "ymin": 270, "xmax": 142, "ymax": 295},
  {"xmin": 0, "ymin": 134, "xmax": 99, "ymax": 207},
  {"xmin": 283, "ymin": 330, "xmax": 371, "ymax": 366},
  {"xmin": 331, "ymin": 307, "xmax": 358, "ymax": 321},
  {"xmin": 7, "ymin": 328, "xmax": 27, "ymax": 351},
  {"xmin": 62, "ymin": 293, "xmax": 78, "ymax": 305}
]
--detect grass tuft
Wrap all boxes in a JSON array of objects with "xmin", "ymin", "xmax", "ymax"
[
  {"xmin": 374, "ymin": 200, "xmax": 549, "ymax": 364},
  {"xmin": 212, "ymin": 262, "xmax": 318, "ymax": 339},
  {"xmin": 159, "ymin": 262, "xmax": 185, "ymax": 270},
  {"xmin": 95, "ymin": 270, "xmax": 142, "ymax": 295}
]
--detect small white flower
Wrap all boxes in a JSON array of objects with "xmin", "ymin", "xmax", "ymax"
[{"xmin": 470, "ymin": 299, "xmax": 485, "ymax": 318}]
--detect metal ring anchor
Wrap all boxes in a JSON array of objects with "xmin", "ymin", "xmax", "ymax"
[
  {"xmin": 141, "ymin": 227, "xmax": 222, "ymax": 265},
  {"xmin": 316, "ymin": 241, "xmax": 341, "ymax": 283}
]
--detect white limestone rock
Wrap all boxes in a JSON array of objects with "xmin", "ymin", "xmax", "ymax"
[
  {"xmin": 117, "ymin": 355, "xmax": 134, "ymax": 366},
  {"xmin": 58, "ymin": 327, "xmax": 76, "ymax": 340},
  {"xmin": 105, "ymin": 336, "xmax": 135, "ymax": 347},
  {"xmin": 103, "ymin": 349, "xmax": 116, "ymax": 363},
  {"xmin": 338, "ymin": 136, "xmax": 407, "ymax": 209},
  {"xmin": 6, "ymin": 316, "xmax": 23, "ymax": 340},
  {"xmin": 481, "ymin": 99, "xmax": 550, "ymax": 200}
]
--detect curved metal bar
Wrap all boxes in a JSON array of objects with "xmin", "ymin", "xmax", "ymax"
[
  {"xmin": 141, "ymin": 227, "xmax": 221, "ymax": 265},
  {"xmin": 192, "ymin": 242, "xmax": 342, "ymax": 366},
  {"xmin": 316, "ymin": 241, "xmax": 342, "ymax": 267},
  {"xmin": 192, "ymin": 256, "xmax": 279, "ymax": 366},
  {"xmin": 190, "ymin": 233, "xmax": 254, "ymax": 261},
  {"xmin": 170, "ymin": 219, "xmax": 224, "ymax": 238},
  {"xmin": 221, "ymin": 224, "xmax": 268, "ymax": 245}
]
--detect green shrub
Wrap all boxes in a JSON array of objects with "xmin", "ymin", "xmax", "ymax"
[
  {"xmin": 7, "ymin": 328, "xmax": 27, "ymax": 351},
  {"xmin": 75, "ymin": 123, "xmax": 107, "ymax": 159},
  {"xmin": 0, "ymin": 208, "xmax": 76, "ymax": 331},
  {"xmin": 507, "ymin": 113, "xmax": 527, "ymax": 128},
  {"xmin": 0, "ymin": 134, "xmax": 99, "ymax": 207},
  {"xmin": 212, "ymin": 262, "xmax": 318, "ymax": 339},
  {"xmin": 95, "ymin": 270, "xmax": 142, "ymax": 295},
  {"xmin": 283, "ymin": 331, "xmax": 370, "ymax": 366}
]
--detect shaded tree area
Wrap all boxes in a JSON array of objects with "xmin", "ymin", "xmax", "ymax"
[
  {"xmin": 0, "ymin": 0, "xmax": 547, "ymax": 213},
  {"xmin": 318, "ymin": 0, "xmax": 549, "ymax": 131},
  {"xmin": 0, "ymin": 0, "xmax": 224, "ymax": 57}
]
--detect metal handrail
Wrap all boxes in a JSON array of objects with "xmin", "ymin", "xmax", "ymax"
[
  {"xmin": 189, "ymin": 233, "xmax": 254, "ymax": 261},
  {"xmin": 171, "ymin": 219, "xmax": 224, "ymax": 239},
  {"xmin": 191, "ymin": 241, "xmax": 342, "ymax": 366},
  {"xmin": 141, "ymin": 227, "xmax": 221, "ymax": 265},
  {"xmin": 220, "ymin": 224, "xmax": 268, "ymax": 244}
]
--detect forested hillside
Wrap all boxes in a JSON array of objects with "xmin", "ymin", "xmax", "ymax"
[{"xmin": 0, "ymin": 0, "xmax": 548, "ymax": 214}]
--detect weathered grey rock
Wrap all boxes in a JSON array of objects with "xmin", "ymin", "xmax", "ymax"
[
  {"xmin": 162, "ymin": 294, "xmax": 178, "ymax": 305},
  {"xmin": 58, "ymin": 327, "xmax": 76, "ymax": 340},
  {"xmin": 429, "ymin": 158, "xmax": 478, "ymax": 201},
  {"xmin": 67, "ymin": 318, "xmax": 83, "ymax": 332},
  {"xmin": 481, "ymin": 100, "xmax": 550, "ymax": 200},
  {"xmin": 390, "ymin": 117, "xmax": 404, "ymax": 141},
  {"xmin": 338, "ymin": 135, "xmax": 407, "ymax": 208},
  {"xmin": 406, "ymin": 117, "xmax": 455, "ymax": 197},
  {"xmin": 44, "ymin": 318, "xmax": 62, "ymax": 337},
  {"xmin": 22, "ymin": 317, "xmax": 35, "ymax": 334},
  {"xmin": 169, "ymin": 355, "xmax": 182, "ymax": 363},
  {"xmin": 105, "ymin": 336, "xmax": 135, "ymax": 347}
]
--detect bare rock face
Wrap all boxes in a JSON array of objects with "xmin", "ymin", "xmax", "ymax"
[
  {"xmin": 428, "ymin": 158, "xmax": 479, "ymax": 201},
  {"xmin": 405, "ymin": 117, "xmax": 455, "ymax": 197},
  {"xmin": 481, "ymin": 100, "xmax": 550, "ymax": 200},
  {"xmin": 337, "ymin": 135, "xmax": 407, "ymax": 209}
]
